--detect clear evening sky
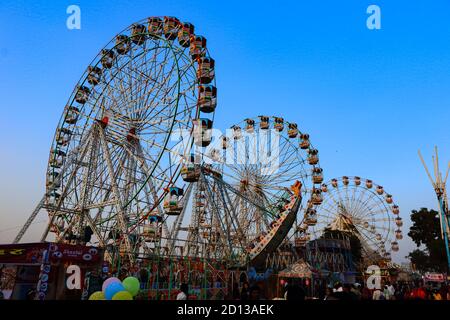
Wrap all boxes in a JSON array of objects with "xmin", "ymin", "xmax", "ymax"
[{"xmin": 1, "ymin": 0, "xmax": 450, "ymax": 263}]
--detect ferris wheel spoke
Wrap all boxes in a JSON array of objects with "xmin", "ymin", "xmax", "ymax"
[
  {"xmin": 141, "ymin": 54, "xmax": 181, "ymax": 112},
  {"xmin": 343, "ymin": 185, "xmax": 353, "ymax": 216},
  {"xmin": 351, "ymin": 189, "xmax": 381, "ymax": 219},
  {"xmin": 135, "ymin": 42, "xmax": 160, "ymax": 121},
  {"xmin": 130, "ymin": 143, "xmax": 168, "ymax": 214},
  {"xmin": 331, "ymin": 187, "xmax": 347, "ymax": 215},
  {"xmin": 324, "ymin": 190, "xmax": 346, "ymax": 214},
  {"xmin": 219, "ymin": 181, "xmax": 249, "ymax": 248},
  {"xmin": 347, "ymin": 187, "xmax": 368, "ymax": 218},
  {"xmin": 346, "ymin": 186, "xmax": 358, "ymax": 215},
  {"xmin": 201, "ymin": 177, "xmax": 234, "ymax": 256},
  {"xmin": 357, "ymin": 231, "xmax": 381, "ymax": 255},
  {"xmin": 315, "ymin": 207, "xmax": 338, "ymax": 221},
  {"xmin": 107, "ymin": 50, "xmax": 176, "ymax": 125},
  {"xmin": 42, "ymin": 128, "xmax": 97, "ymax": 240},
  {"xmin": 97, "ymin": 123, "xmax": 135, "ymax": 263},
  {"xmin": 139, "ymin": 100, "xmax": 196, "ymax": 135}
]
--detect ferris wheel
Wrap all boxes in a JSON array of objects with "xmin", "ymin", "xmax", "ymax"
[
  {"xmin": 161, "ymin": 116, "xmax": 321, "ymax": 267},
  {"xmin": 14, "ymin": 16, "xmax": 217, "ymax": 265},
  {"xmin": 308, "ymin": 176, "xmax": 403, "ymax": 262}
]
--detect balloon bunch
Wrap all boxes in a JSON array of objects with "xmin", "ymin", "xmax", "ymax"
[{"xmin": 89, "ymin": 276, "xmax": 140, "ymax": 300}]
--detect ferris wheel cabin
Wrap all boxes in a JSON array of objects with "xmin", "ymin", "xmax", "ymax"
[
  {"xmin": 273, "ymin": 117, "xmax": 284, "ymax": 132},
  {"xmin": 147, "ymin": 17, "xmax": 163, "ymax": 38},
  {"xmin": 115, "ymin": 35, "xmax": 130, "ymax": 55},
  {"xmin": 308, "ymin": 148, "xmax": 319, "ymax": 165},
  {"xmin": 178, "ymin": 22, "xmax": 194, "ymax": 47},
  {"xmin": 131, "ymin": 24, "xmax": 147, "ymax": 45},
  {"xmin": 100, "ymin": 49, "xmax": 115, "ymax": 69},
  {"xmin": 87, "ymin": 66, "xmax": 102, "ymax": 86},
  {"xmin": 190, "ymin": 35, "xmax": 207, "ymax": 59},
  {"xmin": 312, "ymin": 167, "xmax": 324, "ymax": 184},
  {"xmin": 259, "ymin": 116, "xmax": 270, "ymax": 129},
  {"xmin": 164, "ymin": 187, "xmax": 184, "ymax": 216},
  {"xmin": 75, "ymin": 86, "xmax": 90, "ymax": 104},
  {"xmin": 288, "ymin": 123, "xmax": 298, "ymax": 138},
  {"xmin": 198, "ymin": 85, "xmax": 217, "ymax": 113},
  {"xmin": 181, "ymin": 154, "xmax": 201, "ymax": 182},
  {"xmin": 300, "ymin": 134, "xmax": 310, "ymax": 149},
  {"xmin": 56, "ymin": 128, "xmax": 72, "ymax": 147},
  {"xmin": 197, "ymin": 57, "xmax": 215, "ymax": 84},
  {"xmin": 193, "ymin": 118, "xmax": 213, "ymax": 147},
  {"xmin": 163, "ymin": 16, "xmax": 180, "ymax": 40}
]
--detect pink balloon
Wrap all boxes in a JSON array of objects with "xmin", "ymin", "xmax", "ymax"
[{"xmin": 102, "ymin": 277, "xmax": 121, "ymax": 292}]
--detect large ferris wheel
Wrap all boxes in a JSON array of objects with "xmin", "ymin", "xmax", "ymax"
[
  {"xmin": 14, "ymin": 16, "xmax": 217, "ymax": 264},
  {"xmin": 308, "ymin": 176, "xmax": 403, "ymax": 263}
]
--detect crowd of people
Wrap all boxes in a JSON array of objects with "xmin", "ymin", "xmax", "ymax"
[
  {"xmin": 304, "ymin": 280, "xmax": 450, "ymax": 301},
  {"xmin": 175, "ymin": 279, "xmax": 450, "ymax": 301}
]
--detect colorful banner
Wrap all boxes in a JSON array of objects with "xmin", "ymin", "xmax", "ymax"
[
  {"xmin": 0, "ymin": 243, "xmax": 48, "ymax": 264},
  {"xmin": 47, "ymin": 243, "xmax": 102, "ymax": 264},
  {"xmin": 424, "ymin": 272, "xmax": 446, "ymax": 282},
  {"xmin": 0, "ymin": 243, "xmax": 103, "ymax": 265}
]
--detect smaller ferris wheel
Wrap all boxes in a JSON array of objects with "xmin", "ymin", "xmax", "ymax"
[{"xmin": 307, "ymin": 176, "xmax": 403, "ymax": 262}]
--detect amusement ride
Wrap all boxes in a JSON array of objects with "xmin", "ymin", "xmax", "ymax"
[
  {"xmin": 308, "ymin": 176, "xmax": 403, "ymax": 264},
  {"xmin": 12, "ymin": 16, "xmax": 404, "ymax": 286}
]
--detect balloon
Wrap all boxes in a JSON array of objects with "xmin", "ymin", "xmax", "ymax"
[
  {"xmin": 104, "ymin": 282, "xmax": 125, "ymax": 300},
  {"xmin": 102, "ymin": 277, "xmax": 121, "ymax": 292},
  {"xmin": 112, "ymin": 291, "xmax": 133, "ymax": 300},
  {"xmin": 122, "ymin": 277, "xmax": 140, "ymax": 296},
  {"xmin": 89, "ymin": 291, "xmax": 105, "ymax": 300}
]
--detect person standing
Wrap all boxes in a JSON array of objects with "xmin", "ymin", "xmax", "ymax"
[
  {"xmin": 177, "ymin": 283, "xmax": 189, "ymax": 300},
  {"xmin": 372, "ymin": 287, "xmax": 384, "ymax": 300},
  {"xmin": 431, "ymin": 289, "xmax": 442, "ymax": 300},
  {"xmin": 323, "ymin": 287, "xmax": 338, "ymax": 300},
  {"xmin": 361, "ymin": 285, "xmax": 372, "ymax": 300},
  {"xmin": 240, "ymin": 282, "xmax": 249, "ymax": 300},
  {"xmin": 383, "ymin": 284, "xmax": 391, "ymax": 300},
  {"xmin": 26, "ymin": 288, "xmax": 36, "ymax": 300},
  {"xmin": 439, "ymin": 284, "xmax": 448, "ymax": 300},
  {"xmin": 387, "ymin": 282, "xmax": 395, "ymax": 300},
  {"xmin": 411, "ymin": 281, "xmax": 427, "ymax": 300},
  {"xmin": 285, "ymin": 284, "xmax": 306, "ymax": 301},
  {"xmin": 248, "ymin": 285, "xmax": 262, "ymax": 300},
  {"xmin": 350, "ymin": 284, "xmax": 362, "ymax": 300},
  {"xmin": 139, "ymin": 268, "xmax": 149, "ymax": 290}
]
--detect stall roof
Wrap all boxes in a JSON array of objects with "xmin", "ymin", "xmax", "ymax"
[{"xmin": 278, "ymin": 259, "xmax": 313, "ymax": 278}]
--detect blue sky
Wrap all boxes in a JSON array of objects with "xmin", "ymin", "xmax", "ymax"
[{"xmin": 1, "ymin": 0, "xmax": 450, "ymax": 263}]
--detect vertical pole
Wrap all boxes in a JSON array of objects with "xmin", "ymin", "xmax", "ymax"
[
  {"xmin": 168, "ymin": 258, "xmax": 172, "ymax": 299},
  {"xmin": 438, "ymin": 196, "xmax": 450, "ymax": 271},
  {"xmin": 147, "ymin": 263, "xmax": 151, "ymax": 300},
  {"xmin": 203, "ymin": 258, "xmax": 207, "ymax": 300}
]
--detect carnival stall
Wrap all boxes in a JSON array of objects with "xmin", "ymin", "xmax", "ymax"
[
  {"xmin": 129, "ymin": 257, "xmax": 230, "ymax": 300},
  {"xmin": 275, "ymin": 259, "xmax": 314, "ymax": 298},
  {"xmin": 0, "ymin": 242, "xmax": 103, "ymax": 300}
]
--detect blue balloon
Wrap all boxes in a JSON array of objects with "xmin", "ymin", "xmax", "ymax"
[{"xmin": 104, "ymin": 282, "xmax": 125, "ymax": 300}]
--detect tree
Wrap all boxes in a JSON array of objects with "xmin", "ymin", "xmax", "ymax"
[
  {"xmin": 407, "ymin": 208, "xmax": 448, "ymax": 272},
  {"xmin": 408, "ymin": 249, "xmax": 432, "ymax": 272}
]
